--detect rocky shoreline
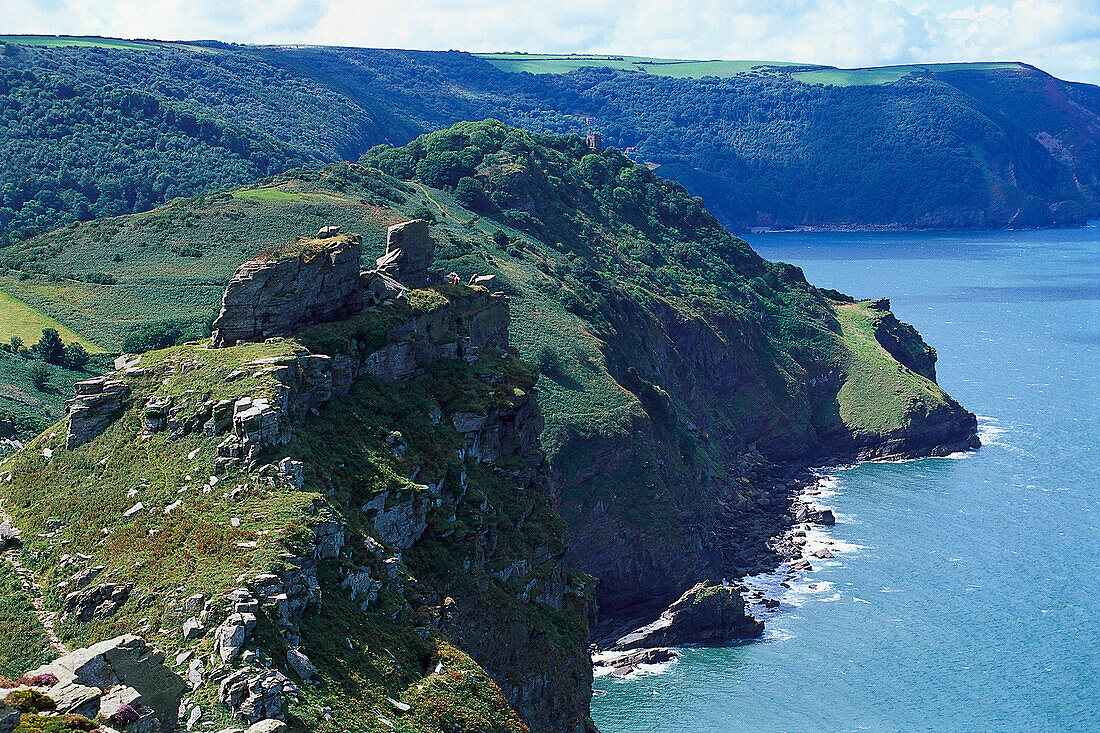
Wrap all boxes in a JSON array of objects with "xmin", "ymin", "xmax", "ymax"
[{"xmin": 591, "ymin": 435, "xmax": 978, "ymax": 678}]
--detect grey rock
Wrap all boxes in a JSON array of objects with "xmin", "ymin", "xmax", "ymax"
[
  {"xmin": 286, "ymin": 648, "xmax": 317, "ymax": 681},
  {"xmin": 66, "ymin": 377, "xmax": 131, "ymax": 450},
  {"xmin": 46, "ymin": 680, "xmax": 101, "ymax": 718},
  {"xmin": 62, "ymin": 582, "xmax": 131, "ymax": 622},
  {"xmin": 0, "ymin": 702, "xmax": 19, "ymax": 733},
  {"xmin": 316, "ymin": 225, "xmax": 341, "ymax": 238},
  {"xmin": 219, "ymin": 669, "xmax": 285, "ymax": 724},
  {"xmin": 182, "ymin": 617, "xmax": 205, "ymax": 640},
  {"xmin": 28, "ymin": 634, "xmax": 186, "ymax": 731},
  {"xmin": 376, "ymin": 219, "xmax": 435, "ymax": 287},
  {"xmin": 246, "ymin": 721, "xmax": 288, "ymax": 733},
  {"xmin": 213, "ymin": 614, "xmax": 248, "ymax": 663},
  {"xmin": 211, "ymin": 234, "xmax": 365, "ymax": 348}
]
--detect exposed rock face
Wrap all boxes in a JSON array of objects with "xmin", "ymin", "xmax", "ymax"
[
  {"xmin": 210, "ymin": 235, "xmax": 365, "ymax": 347},
  {"xmin": 376, "ymin": 219, "xmax": 435, "ymax": 287},
  {"xmin": 28, "ymin": 634, "xmax": 187, "ymax": 731},
  {"xmin": 219, "ymin": 669, "xmax": 287, "ymax": 724},
  {"xmin": 62, "ymin": 581, "xmax": 131, "ymax": 622},
  {"xmin": 66, "ymin": 377, "xmax": 131, "ymax": 449},
  {"xmin": 611, "ymin": 583, "xmax": 763, "ymax": 650}
]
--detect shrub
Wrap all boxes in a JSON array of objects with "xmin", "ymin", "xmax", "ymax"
[
  {"xmin": 491, "ymin": 230, "xmax": 509, "ymax": 248},
  {"xmin": 0, "ymin": 675, "xmax": 17, "ymax": 689},
  {"xmin": 13, "ymin": 713, "xmax": 98, "ymax": 732},
  {"xmin": 121, "ymin": 323, "xmax": 182, "ymax": 354},
  {"xmin": 61, "ymin": 343, "xmax": 89, "ymax": 371},
  {"xmin": 6, "ymin": 336, "xmax": 22, "ymax": 354},
  {"xmin": 34, "ymin": 329, "xmax": 64, "ymax": 365},
  {"xmin": 16, "ymin": 673, "xmax": 58, "ymax": 688},
  {"xmin": 29, "ymin": 364, "xmax": 49, "ymax": 391},
  {"xmin": 108, "ymin": 703, "xmax": 140, "ymax": 725},
  {"xmin": 6, "ymin": 689, "xmax": 56, "ymax": 713}
]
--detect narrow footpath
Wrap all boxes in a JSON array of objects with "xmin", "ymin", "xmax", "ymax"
[{"xmin": 0, "ymin": 498, "xmax": 68, "ymax": 655}]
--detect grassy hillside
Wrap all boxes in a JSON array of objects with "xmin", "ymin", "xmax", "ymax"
[
  {"xmin": 0, "ymin": 38, "xmax": 1095, "ymax": 244},
  {"xmin": 0, "ymin": 282, "xmax": 589, "ymax": 730},
  {"xmin": 0, "ymin": 122, "xmax": 977, "ymax": 619}
]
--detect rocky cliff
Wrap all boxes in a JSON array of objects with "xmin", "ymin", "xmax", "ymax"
[{"xmin": 0, "ymin": 230, "xmax": 593, "ymax": 732}]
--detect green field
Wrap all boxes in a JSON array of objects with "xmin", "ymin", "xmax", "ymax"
[
  {"xmin": 0, "ymin": 289, "xmax": 103, "ymax": 353},
  {"xmin": 476, "ymin": 53, "xmax": 806, "ymax": 77},
  {"xmin": 791, "ymin": 61, "xmax": 1027, "ymax": 86},
  {"xmin": 478, "ymin": 53, "xmax": 1027, "ymax": 84},
  {"xmin": 233, "ymin": 187, "xmax": 313, "ymax": 203},
  {"xmin": 0, "ymin": 560, "xmax": 53, "ymax": 679},
  {"xmin": 0, "ymin": 34, "xmax": 157, "ymax": 49}
]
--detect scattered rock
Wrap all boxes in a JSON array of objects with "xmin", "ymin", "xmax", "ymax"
[
  {"xmin": 182, "ymin": 617, "xmax": 205, "ymax": 640},
  {"xmin": 286, "ymin": 649, "xmax": 317, "ymax": 681}
]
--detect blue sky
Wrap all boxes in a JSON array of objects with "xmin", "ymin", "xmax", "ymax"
[{"xmin": 8, "ymin": 0, "xmax": 1100, "ymax": 83}]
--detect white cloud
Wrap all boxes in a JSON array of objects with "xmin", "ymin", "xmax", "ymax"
[{"xmin": 6, "ymin": 0, "xmax": 1100, "ymax": 82}]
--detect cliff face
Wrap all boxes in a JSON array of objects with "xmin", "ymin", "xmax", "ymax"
[
  {"xmin": 0, "ymin": 233, "xmax": 593, "ymax": 732},
  {"xmin": 210, "ymin": 234, "xmax": 365, "ymax": 348}
]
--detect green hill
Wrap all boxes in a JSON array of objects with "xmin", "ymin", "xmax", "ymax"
[
  {"xmin": 0, "ymin": 37, "xmax": 1096, "ymax": 246},
  {"xmin": 0, "ymin": 121, "xmax": 978, "ymax": 620}
]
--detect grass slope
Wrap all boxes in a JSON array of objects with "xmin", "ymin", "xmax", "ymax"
[
  {"xmin": 0, "ymin": 284, "xmax": 584, "ymax": 730},
  {"xmin": 0, "ymin": 559, "xmax": 53, "ymax": 678},
  {"xmin": 0, "ymin": 289, "xmax": 103, "ymax": 353},
  {"xmin": 0, "ymin": 35, "xmax": 157, "ymax": 50}
]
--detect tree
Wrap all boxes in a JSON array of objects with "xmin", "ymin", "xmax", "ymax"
[
  {"xmin": 35, "ymin": 328, "xmax": 65, "ymax": 364},
  {"xmin": 29, "ymin": 363, "xmax": 49, "ymax": 391},
  {"xmin": 7, "ymin": 336, "xmax": 22, "ymax": 354},
  {"xmin": 62, "ymin": 342, "xmax": 89, "ymax": 371}
]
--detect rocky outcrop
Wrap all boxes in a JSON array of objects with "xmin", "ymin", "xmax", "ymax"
[
  {"xmin": 26, "ymin": 634, "xmax": 186, "ymax": 731},
  {"xmin": 610, "ymin": 583, "xmax": 763, "ymax": 650},
  {"xmin": 62, "ymin": 581, "xmax": 131, "ymax": 622},
  {"xmin": 376, "ymin": 219, "xmax": 435, "ymax": 287},
  {"xmin": 66, "ymin": 377, "xmax": 131, "ymax": 450},
  {"xmin": 210, "ymin": 235, "xmax": 365, "ymax": 347}
]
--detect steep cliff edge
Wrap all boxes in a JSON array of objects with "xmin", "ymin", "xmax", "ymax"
[
  {"xmin": 0, "ymin": 232, "xmax": 593, "ymax": 732},
  {"xmin": 4, "ymin": 120, "xmax": 980, "ymax": 664}
]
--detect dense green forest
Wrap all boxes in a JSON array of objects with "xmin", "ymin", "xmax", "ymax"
[{"xmin": 1, "ymin": 38, "xmax": 1097, "ymax": 245}]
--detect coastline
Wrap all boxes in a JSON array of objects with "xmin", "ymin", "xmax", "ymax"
[{"xmin": 590, "ymin": 426, "xmax": 983, "ymax": 678}]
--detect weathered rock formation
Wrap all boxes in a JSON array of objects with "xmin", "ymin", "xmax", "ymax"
[
  {"xmin": 376, "ymin": 219, "xmax": 435, "ymax": 287},
  {"xmin": 24, "ymin": 634, "xmax": 186, "ymax": 731},
  {"xmin": 66, "ymin": 377, "xmax": 131, "ymax": 450},
  {"xmin": 609, "ymin": 583, "xmax": 763, "ymax": 650},
  {"xmin": 210, "ymin": 235, "xmax": 365, "ymax": 347}
]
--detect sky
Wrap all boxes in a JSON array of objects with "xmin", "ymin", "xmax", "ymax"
[{"xmin": 7, "ymin": 0, "xmax": 1100, "ymax": 83}]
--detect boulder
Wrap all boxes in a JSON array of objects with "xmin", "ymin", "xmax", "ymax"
[
  {"xmin": 219, "ymin": 669, "xmax": 285, "ymax": 724},
  {"xmin": 28, "ymin": 635, "xmax": 186, "ymax": 731},
  {"xmin": 286, "ymin": 649, "xmax": 317, "ymax": 681},
  {"xmin": 62, "ymin": 582, "xmax": 131, "ymax": 622},
  {"xmin": 316, "ymin": 225, "xmax": 341, "ymax": 238},
  {"xmin": 213, "ymin": 615, "xmax": 249, "ymax": 663},
  {"xmin": 210, "ymin": 234, "xmax": 365, "ymax": 348},
  {"xmin": 376, "ymin": 219, "xmax": 434, "ymax": 287},
  {"xmin": 0, "ymin": 702, "xmax": 18, "ymax": 733},
  {"xmin": 246, "ymin": 720, "xmax": 288, "ymax": 733},
  {"xmin": 182, "ymin": 617, "xmax": 205, "ymax": 640}
]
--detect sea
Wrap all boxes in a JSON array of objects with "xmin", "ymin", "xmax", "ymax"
[{"xmin": 591, "ymin": 227, "xmax": 1100, "ymax": 732}]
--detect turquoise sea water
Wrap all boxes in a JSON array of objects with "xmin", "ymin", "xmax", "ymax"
[{"xmin": 591, "ymin": 227, "xmax": 1100, "ymax": 732}]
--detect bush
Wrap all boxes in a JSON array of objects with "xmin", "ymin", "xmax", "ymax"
[
  {"xmin": 491, "ymin": 230, "xmax": 510, "ymax": 248},
  {"xmin": 0, "ymin": 675, "xmax": 17, "ymax": 688},
  {"xmin": 34, "ymin": 329, "xmax": 64, "ymax": 365},
  {"xmin": 6, "ymin": 336, "xmax": 23, "ymax": 354},
  {"xmin": 13, "ymin": 713, "xmax": 98, "ymax": 732},
  {"xmin": 28, "ymin": 364, "xmax": 49, "ymax": 391},
  {"xmin": 61, "ymin": 343, "xmax": 89, "ymax": 371},
  {"xmin": 121, "ymin": 323, "xmax": 182, "ymax": 354},
  {"xmin": 108, "ymin": 703, "xmax": 140, "ymax": 725},
  {"xmin": 6, "ymin": 689, "xmax": 56, "ymax": 713},
  {"xmin": 16, "ymin": 673, "xmax": 58, "ymax": 688}
]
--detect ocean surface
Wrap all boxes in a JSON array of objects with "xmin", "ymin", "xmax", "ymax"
[{"xmin": 591, "ymin": 227, "xmax": 1100, "ymax": 732}]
